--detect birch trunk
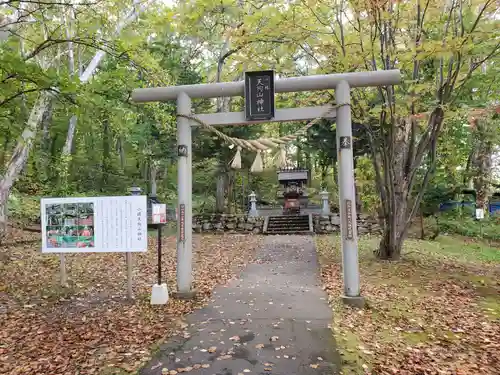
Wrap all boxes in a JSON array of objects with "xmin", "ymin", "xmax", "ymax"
[
  {"xmin": 150, "ymin": 163, "xmax": 158, "ymax": 197},
  {"xmin": 0, "ymin": 187, "xmax": 8, "ymax": 242},
  {"xmin": 101, "ymin": 119, "xmax": 111, "ymax": 189},
  {"xmin": 0, "ymin": 91, "xmax": 53, "ymax": 238},
  {"xmin": 60, "ymin": 0, "xmax": 148, "ymax": 159},
  {"xmin": 0, "ymin": 1, "xmax": 150, "ymax": 236},
  {"xmin": 213, "ymin": 9, "xmax": 245, "ymax": 212}
]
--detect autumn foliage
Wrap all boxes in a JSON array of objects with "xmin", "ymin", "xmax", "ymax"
[{"xmin": 0, "ymin": 231, "xmax": 262, "ymax": 375}]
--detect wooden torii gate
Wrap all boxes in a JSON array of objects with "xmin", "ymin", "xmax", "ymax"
[{"xmin": 132, "ymin": 69, "xmax": 401, "ymax": 306}]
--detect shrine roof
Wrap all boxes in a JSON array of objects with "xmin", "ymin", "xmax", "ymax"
[{"xmin": 277, "ymin": 168, "xmax": 309, "ymax": 182}]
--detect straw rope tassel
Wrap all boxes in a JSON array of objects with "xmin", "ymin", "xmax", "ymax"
[
  {"xmin": 250, "ymin": 150, "xmax": 263, "ymax": 173},
  {"xmin": 230, "ymin": 146, "xmax": 242, "ymax": 169},
  {"xmin": 277, "ymin": 145, "xmax": 287, "ymax": 169}
]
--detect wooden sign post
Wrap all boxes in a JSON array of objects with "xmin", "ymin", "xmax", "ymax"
[{"xmin": 150, "ymin": 203, "xmax": 169, "ymax": 305}]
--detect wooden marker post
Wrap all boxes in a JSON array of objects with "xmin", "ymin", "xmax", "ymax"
[
  {"xmin": 127, "ymin": 186, "xmax": 142, "ymax": 299},
  {"xmin": 60, "ymin": 253, "xmax": 67, "ymax": 286}
]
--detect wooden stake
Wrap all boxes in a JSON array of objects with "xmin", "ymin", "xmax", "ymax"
[
  {"xmin": 126, "ymin": 252, "xmax": 133, "ymax": 299},
  {"xmin": 59, "ymin": 253, "xmax": 67, "ymax": 286}
]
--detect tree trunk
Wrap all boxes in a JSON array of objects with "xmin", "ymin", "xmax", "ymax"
[
  {"xmin": 378, "ymin": 225, "xmax": 404, "ymax": 260},
  {"xmin": 215, "ymin": 171, "xmax": 226, "ymax": 213},
  {"xmin": 296, "ymin": 145, "xmax": 302, "ymax": 167},
  {"xmin": 320, "ymin": 165, "xmax": 327, "ymax": 189},
  {"xmin": 226, "ymin": 170, "xmax": 235, "ymax": 214},
  {"xmin": 143, "ymin": 160, "xmax": 149, "ymax": 192},
  {"xmin": 371, "ymin": 112, "xmax": 443, "ymax": 260},
  {"xmin": 150, "ymin": 163, "xmax": 157, "ymax": 198},
  {"xmin": 0, "ymin": 128, "xmax": 11, "ymax": 170},
  {"xmin": 470, "ymin": 119, "xmax": 494, "ymax": 211},
  {"xmin": 332, "ymin": 160, "xmax": 338, "ymax": 187},
  {"xmin": 0, "ymin": 91, "xmax": 53, "ymax": 237},
  {"xmin": 306, "ymin": 152, "xmax": 312, "ymax": 187},
  {"xmin": 59, "ymin": 1, "xmax": 149, "ymax": 165},
  {"xmin": 38, "ymin": 99, "xmax": 54, "ymax": 178},
  {"xmin": 101, "ymin": 119, "xmax": 111, "ymax": 190},
  {"xmin": 118, "ymin": 137, "xmax": 126, "ymax": 170},
  {"xmin": 0, "ymin": 187, "xmax": 8, "ymax": 243},
  {"xmin": 377, "ymin": 192, "xmax": 408, "ymax": 260},
  {"xmin": 420, "ymin": 203, "xmax": 425, "ymax": 240},
  {"xmin": 355, "ymin": 183, "xmax": 362, "ymax": 214}
]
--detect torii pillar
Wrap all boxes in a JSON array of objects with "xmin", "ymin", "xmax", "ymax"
[{"xmin": 132, "ymin": 70, "xmax": 401, "ymax": 306}]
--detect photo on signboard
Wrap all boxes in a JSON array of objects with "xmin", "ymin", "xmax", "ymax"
[{"xmin": 45, "ymin": 202, "xmax": 95, "ymax": 249}]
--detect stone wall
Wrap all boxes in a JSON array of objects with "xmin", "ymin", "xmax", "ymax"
[
  {"xmin": 193, "ymin": 213, "xmax": 381, "ymax": 235},
  {"xmin": 313, "ymin": 213, "xmax": 382, "ymax": 235},
  {"xmin": 193, "ymin": 214, "xmax": 264, "ymax": 234}
]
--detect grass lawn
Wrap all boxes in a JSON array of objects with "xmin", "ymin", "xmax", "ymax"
[{"xmin": 316, "ymin": 234, "xmax": 500, "ymax": 375}]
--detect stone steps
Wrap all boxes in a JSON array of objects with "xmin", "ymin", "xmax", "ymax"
[{"xmin": 264, "ymin": 214, "xmax": 313, "ymax": 235}]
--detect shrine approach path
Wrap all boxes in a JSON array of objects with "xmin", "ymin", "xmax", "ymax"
[{"xmin": 140, "ymin": 235, "xmax": 340, "ymax": 375}]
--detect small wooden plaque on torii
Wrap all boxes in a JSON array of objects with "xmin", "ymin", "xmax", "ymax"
[{"xmin": 244, "ymin": 70, "xmax": 275, "ymax": 121}]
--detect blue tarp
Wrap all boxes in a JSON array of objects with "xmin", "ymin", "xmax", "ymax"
[
  {"xmin": 489, "ymin": 203, "xmax": 500, "ymax": 214},
  {"xmin": 439, "ymin": 201, "xmax": 500, "ymax": 215}
]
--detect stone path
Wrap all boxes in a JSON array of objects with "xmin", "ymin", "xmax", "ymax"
[{"xmin": 140, "ymin": 235, "xmax": 340, "ymax": 375}]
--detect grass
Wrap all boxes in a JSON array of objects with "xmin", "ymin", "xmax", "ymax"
[
  {"xmin": 100, "ymin": 367, "xmax": 136, "ymax": 375},
  {"xmin": 480, "ymin": 297, "xmax": 500, "ymax": 320},
  {"xmin": 316, "ymin": 234, "xmax": 500, "ymax": 375},
  {"xmin": 334, "ymin": 330, "xmax": 369, "ymax": 375},
  {"xmin": 426, "ymin": 234, "xmax": 500, "ymax": 263},
  {"xmin": 147, "ymin": 222, "xmax": 177, "ymax": 237}
]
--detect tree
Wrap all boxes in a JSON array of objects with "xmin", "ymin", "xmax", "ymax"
[
  {"xmin": 0, "ymin": 0, "xmax": 157, "ymax": 239},
  {"xmin": 467, "ymin": 106, "xmax": 500, "ymax": 210},
  {"xmin": 239, "ymin": 0, "xmax": 499, "ymax": 259},
  {"xmin": 350, "ymin": 0, "xmax": 499, "ymax": 259}
]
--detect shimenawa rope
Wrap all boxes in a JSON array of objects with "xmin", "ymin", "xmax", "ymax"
[{"xmin": 177, "ymin": 102, "xmax": 349, "ymax": 172}]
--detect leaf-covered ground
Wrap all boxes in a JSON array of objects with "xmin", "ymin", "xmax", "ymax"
[
  {"xmin": 316, "ymin": 235, "xmax": 500, "ymax": 375},
  {"xmin": 0, "ymin": 228, "xmax": 262, "ymax": 375}
]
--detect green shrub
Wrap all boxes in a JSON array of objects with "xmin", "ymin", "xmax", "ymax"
[
  {"xmin": 438, "ymin": 213, "xmax": 500, "ymax": 240},
  {"xmin": 8, "ymin": 190, "xmax": 41, "ymax": 224}
]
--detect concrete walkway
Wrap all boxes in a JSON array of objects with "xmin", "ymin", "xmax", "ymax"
[{"xmin": 140, "ymin": 236, "xmax": 339, "ymax": 375}]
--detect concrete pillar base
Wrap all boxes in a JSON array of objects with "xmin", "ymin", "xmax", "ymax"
[
  {"xmin": 150, "ymin": 283, "xmax": 169, "ymax": 305},
  {"xmin": 171, "ymin": 290, "xmax": 198, "ymax": 300},
  {"xmin": 341, "ymin": 295, "xmax": 366, "ymax": 309}
]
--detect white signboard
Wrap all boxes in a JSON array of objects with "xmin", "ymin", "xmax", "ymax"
[
  {"xmin": 475, "ymin": 208, "xmax": 484, "ymax": 220},
  {"xmin": 41, "ymin": 196, "xmax": 148, "ymax": 253},
  {"xmin": 152, "ymin": 204, "xmax": 167, "ymax": 224}
]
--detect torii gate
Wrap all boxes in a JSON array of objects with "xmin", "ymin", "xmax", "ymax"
[{"xmin": 132, "ymin": 69, "xmax": 401, "ymax": 306}]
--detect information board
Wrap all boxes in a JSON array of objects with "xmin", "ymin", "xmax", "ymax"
[
  {"xmin": 152, "ymin": 203, "xmax": 167, "ymax": 224},
  {"xmin": 41, "ymin": 196, "xmax": 148, "ymax": 253}
]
